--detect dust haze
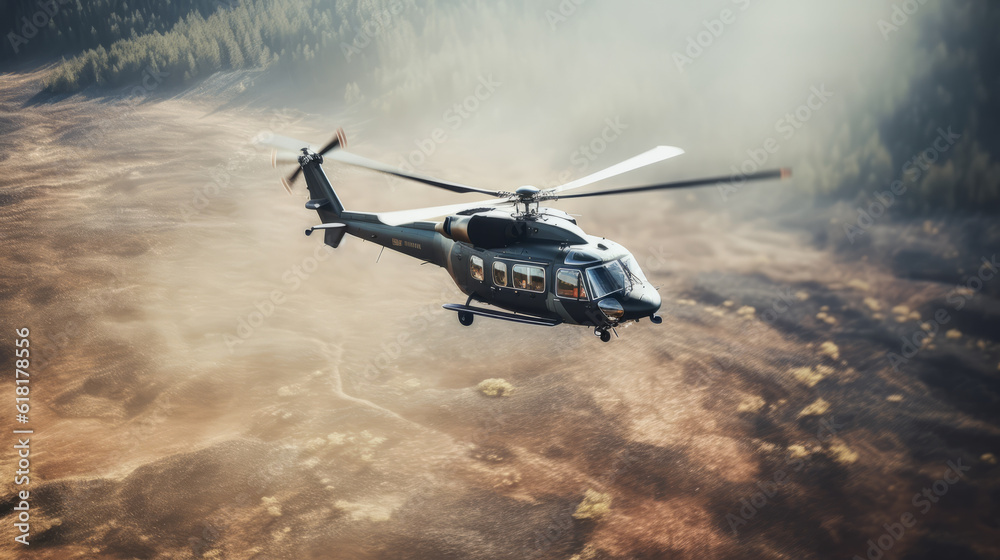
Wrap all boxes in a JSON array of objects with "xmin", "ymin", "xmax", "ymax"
[{"xmin": 1, "ymin": 1, "xmax": 999, "ymax": 559}]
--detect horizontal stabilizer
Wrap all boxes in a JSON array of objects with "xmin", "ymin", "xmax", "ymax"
[{"xmin": 305, "ymin": 223, "xmax": 346, "ymax": 236}]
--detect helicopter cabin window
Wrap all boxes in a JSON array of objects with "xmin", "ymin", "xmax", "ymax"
[
  {"xmin": 556, "ymin": 269, "xmax": 587, "ymax": 299},
  {"xmin": 470, "ymin": 255, "xmax": 484, "ymax": 282},
  {"xmin": 511, "ymin": 264, "xmax": 545, "ymax": 292},
  {"xmin": 493, "ymin": 261, "xmax": 508, "ymax": 287}
]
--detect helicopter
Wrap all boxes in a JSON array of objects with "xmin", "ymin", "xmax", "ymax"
[{"xmin": 268, "ymin": 128, "xmax": 790, "ymax": 342}]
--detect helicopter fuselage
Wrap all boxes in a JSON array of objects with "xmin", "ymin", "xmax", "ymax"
[{"xmin": 325, "ymin": 207, "xmax": 662, "ymax": 330}]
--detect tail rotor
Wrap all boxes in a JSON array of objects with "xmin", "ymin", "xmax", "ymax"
[{"xmin": 264, "ymin": 127, "xmax": 348, "ymax": 194}]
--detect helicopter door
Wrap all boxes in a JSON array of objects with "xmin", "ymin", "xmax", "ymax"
[
  {"xmin": 551, "ymin": 268, "xmax": 594, "ymax": 323},
  {"xmin": 555, "ymin": 269, "xmax": 587, "ymax": 300},
  {"xmin": 490, "ymin": 260, "xmax": 550, "ymax": 315}
]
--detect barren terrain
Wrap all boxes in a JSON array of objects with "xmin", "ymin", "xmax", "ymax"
[{"xmin": 1, "ymin": 68, "xmax": 999, "ymax": 559}]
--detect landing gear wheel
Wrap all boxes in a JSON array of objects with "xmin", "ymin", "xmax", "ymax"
[
  {"xmin": 600, "ymin": 330, "xmax": 611, "ymax": 343},
  {"xmin": 458, "ymin": 311, "xmax": 474, "ymax": 326},
  {"xmin": 650, "ymin": 314, "xmax": 663, "ymax": 324}
]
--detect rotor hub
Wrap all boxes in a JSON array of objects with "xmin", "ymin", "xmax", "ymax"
[
  {"xmin": 515, "ymin": 185, "xmax": 540, "ymax": 201},
  {"xmin": 298, "ymin": 149, "xmax": 322, "ymax": 166}
]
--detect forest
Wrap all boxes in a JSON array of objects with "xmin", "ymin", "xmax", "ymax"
[
  {"xmin": 2, "ymin": 0, "xmax": 405, "ymax": 92},
  {"xmin": 2, "ymin": 0, "xmax": 245, "ymax": 63},
  {"xmin": 2, "ymin": 0, "xmax": 996, "ymax": 214}
]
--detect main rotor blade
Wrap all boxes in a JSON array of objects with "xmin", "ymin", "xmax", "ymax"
[
  {"xmin": 545, "ymin": 145, "xmax": 685, "ymax": 195},
  {"xmin": 377, "ymin": 198, "xmax": 515, "ymax": 226},
  {"xmin": 324, "ymin": 150, "xmax": 504, "ymax": 197},
  {"xmin": 547, "ymin": 168, "xmax": 791, "ymax": 200}
]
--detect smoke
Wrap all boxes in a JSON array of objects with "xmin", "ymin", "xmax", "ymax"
[
  {"xmin": 319, "ymin": 2, "xmax": 913, "ymax": 182},
  {"xmin": 284, "ymin": 0, "xmax": 996, "ymax": 216}
]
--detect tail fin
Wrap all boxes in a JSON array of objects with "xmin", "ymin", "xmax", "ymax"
[
  {"xmin": 301, "ymin": 161, "xmax": 348, "ymax": 247},
  {"xmin": 302, "ymin": 162, "xmax": 345, "ymax": 217}
]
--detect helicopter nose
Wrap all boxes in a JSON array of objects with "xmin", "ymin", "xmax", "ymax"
[{"xmin": 621, "ymin": 286, "xmax": 661, "ymax": 320}]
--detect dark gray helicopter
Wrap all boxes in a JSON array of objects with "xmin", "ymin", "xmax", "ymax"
[{"xmin": 268, "ymin": 129, "xmax": 789, "ymax": 342}]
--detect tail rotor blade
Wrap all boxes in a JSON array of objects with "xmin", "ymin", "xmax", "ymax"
[
  {"xmin": 318, "ymin": 127, "xmax": 347, "ymax": 156},
  {"xmin": 271, "ymin": 149, "xmax": 300, "ymax": 168},
  {"xmin": 266, "ymin": 130, "xmax": 344, "ymax": 196},
  {"xmin": 283, "ymin": 167, "xmax": 303, "ymax": 194}
]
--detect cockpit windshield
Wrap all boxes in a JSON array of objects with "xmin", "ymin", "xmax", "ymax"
[
  {"xmin": 586, "ymin": 260, "xmax": 627, "ymax": 299},
  {"xmin": 620, "ymin": 254, "xmax": 648, "ymax": 287},
  {"xmin": 585, "ymin": 254, "xmax": 648, "ymax": 299}
]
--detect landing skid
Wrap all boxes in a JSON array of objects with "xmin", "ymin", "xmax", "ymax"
[{"xmin": 443, "ymin": 304, "xmax": 562, "ymax": 327}]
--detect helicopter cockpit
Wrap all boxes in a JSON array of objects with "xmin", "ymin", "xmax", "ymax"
[
  {"xmin": 563, "ymin": 250, "xmax": 659, "ymax": 325},
  {"xmin": 584, "ymin": 254, "xmax": 648, "ymax": 298}
]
